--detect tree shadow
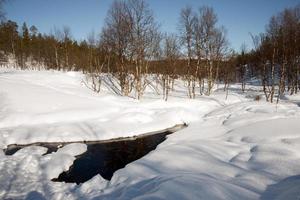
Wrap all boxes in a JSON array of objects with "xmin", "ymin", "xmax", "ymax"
[
  {"xmin": 260, "ymin": 175, "xmax": 300, "ymax": 200},
  {"xmin": 101, "ymin": 74, "xmax": 122, "ymax": 96},
  {"xmin": 25, "ymin": 191, "xmax": 47, "ymax": 200}
]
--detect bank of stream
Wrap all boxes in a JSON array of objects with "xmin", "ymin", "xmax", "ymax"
[{"xmin": 4, "ymin": 124, "xmax": 186, "ymax": 184}]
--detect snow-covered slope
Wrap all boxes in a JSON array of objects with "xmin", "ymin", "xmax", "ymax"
[
  {"xmin": 0, "ymin": 68, "xmax": 213, "ymax": 148},
  {"xmin": 1, "ymin": 68, "xmax": 300, "ymax": 199}
]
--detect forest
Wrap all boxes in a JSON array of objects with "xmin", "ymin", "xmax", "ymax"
[{"xmin": 0, "ymin": 0, "xmax": 299, "ymax": 101}]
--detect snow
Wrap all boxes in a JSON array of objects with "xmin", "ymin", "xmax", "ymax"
[
  {"xmin": 0, "ymin": 143, "xmax": 86, "ymax": 199},
  {"xmin": 1, "ymin": 67, "xmax": 300, "ymax": 199},
  {"xmin": 0, "ymin": 68, "xmax": 208, "ymax": 147}
]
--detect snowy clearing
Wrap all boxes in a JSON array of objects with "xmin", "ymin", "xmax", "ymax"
[{"xmin": 0, "ymin": 68, "xmax": 300, "ymax": 199}]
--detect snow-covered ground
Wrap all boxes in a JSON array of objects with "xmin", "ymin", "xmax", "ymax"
[{"xmin": 0, "ymin": 67, "xmax": 300, "ymax": 199}]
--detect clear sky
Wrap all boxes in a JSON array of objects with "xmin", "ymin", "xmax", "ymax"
[{"xmin": 4, "ymin": 0, "xmax": 300, "ymax": 51}]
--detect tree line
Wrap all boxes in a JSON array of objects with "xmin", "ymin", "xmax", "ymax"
[
  {"xmin": 0, "ymin": 0, "xmax": 299, "ymax": 101},
  {"xmin": 249, "ymin": 5, "xmax": 300, "ymax": 102},
  {"xmin": 0, "ymin": 21, "xmax": 106, "ymax": 72}
]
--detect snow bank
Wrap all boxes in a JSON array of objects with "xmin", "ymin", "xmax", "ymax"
[
  {"xmin": 0, "ymin": 143, "xmax": 86, "ymax": 199},
  {"xmin": 0, "ymin": 69, "xmax": 215, "ymax": 148}
]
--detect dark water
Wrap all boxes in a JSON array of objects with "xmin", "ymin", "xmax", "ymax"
[
  {"xmin": 4, "ymin": 125, "xmax": 185, "ymax": 184},
  {"xmin": 53, "ymin": 131, "xmax": 171, "ymax": 183}
]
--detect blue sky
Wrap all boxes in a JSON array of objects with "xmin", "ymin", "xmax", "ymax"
[{"xmin": 4, "ymin": 0, "xmax": 300, "ymax": 51}]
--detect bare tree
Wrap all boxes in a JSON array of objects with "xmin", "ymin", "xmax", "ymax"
[
  {"xmin": 87, "ymin": 30, "xmax": 96, "ymax": 72},
  {"xmin": 193, "ymin": 11, "xmax": 204, "ymax": 96},
  {"xmin": 196, "ymin": 6, "xmax": 228, "ymax": 95},
  {"xmin": 238, "ymin": 43, "xmax": 248, "ymax": 92},
  {"xmin": 101, "ymin": 0, "xmax": 133, "ymax": 96},
  {"xmin": 51, "ymin": 27, "xmax": 63, "ymax": 69},
  {"xmin": 177, "ymin": 6, "xmax": 229, "ymax": 97},
  {"xmin": 85, "ymin": 31, "xmax": 103, "ymax": 93},
  {"xmin": 127, "ymin": 0, "xmax": 160, "ymax": 99},
  {"xmin": 251, "ymin": 5, "xmax": 300, "ymax": 103},
  {"xmin": 101, "ymin": 0, "xmax": 160, "ymax": 99},
  {"xmin": 179, "ymin": 6, "xmax": 195, "ymax": 98},
  {"xmin": 62, "ymin": 26, "xmax": 72, "ymax": 70},
  {"xmin": 267, "ymin": 16, "xmax": 280, "ymax": 102},
  {"xmin": 162, "ymin": 33, "xmax": 180, "ymax": 101}
]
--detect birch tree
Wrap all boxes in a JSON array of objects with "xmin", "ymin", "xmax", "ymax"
[{"xmin": 179, "ymin": 6, "xmax": 195, "ymax": 98}]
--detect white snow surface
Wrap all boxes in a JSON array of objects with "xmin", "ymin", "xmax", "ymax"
[{"xmin": 0, "ymin": 67, "xmax": 300, "ymax": 199}]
